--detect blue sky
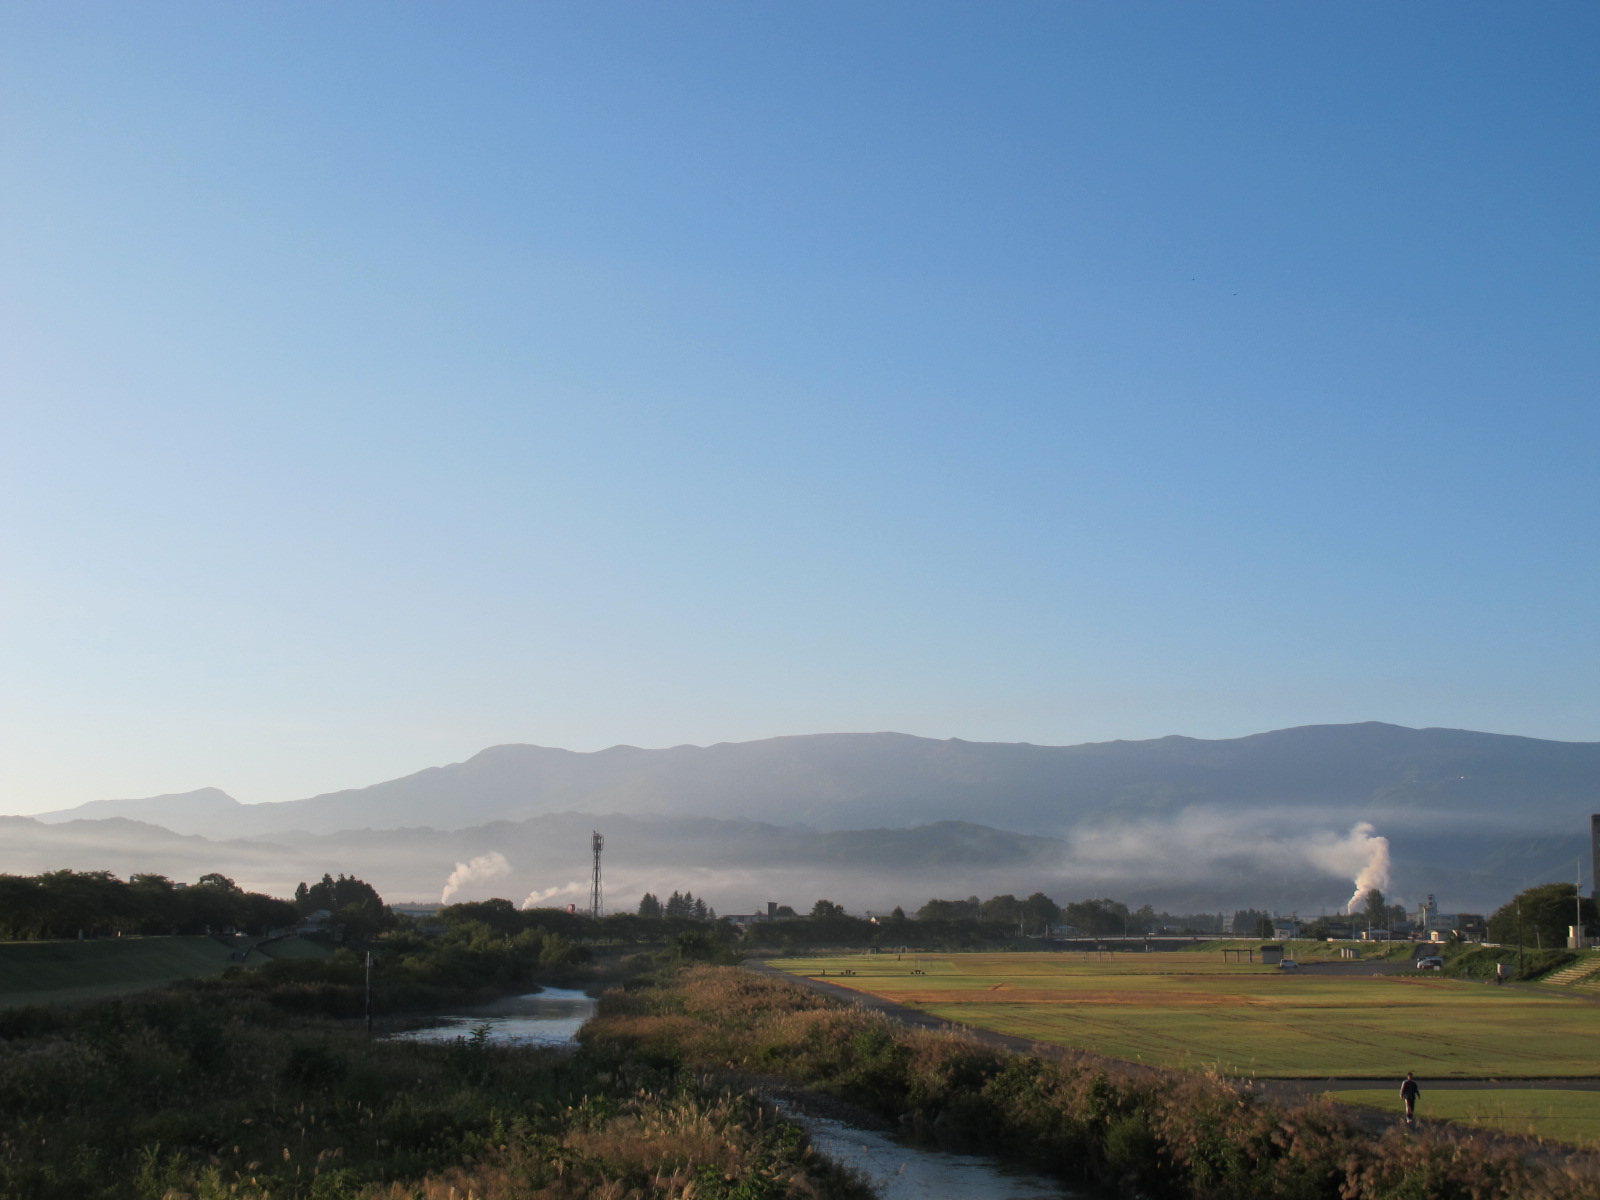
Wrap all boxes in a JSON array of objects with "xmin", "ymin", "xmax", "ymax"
[{"xmin": 2, "ymin": 2, "xmax": 1595, "ymax": 812}]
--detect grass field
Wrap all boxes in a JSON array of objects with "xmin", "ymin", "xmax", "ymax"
[
  {"xmin": 1331, "ymin": 1088, "xmax": 1600, "ymax": 1148},
  {"xmin": 0, "ymin": 935, "xmax": 329, "ymax": 1007},
  {"xmin": 770, "ymin": 950, "xmax": 1600, "ymax": 1079}
]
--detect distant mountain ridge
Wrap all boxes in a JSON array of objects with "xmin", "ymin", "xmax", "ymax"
[
  {"xmin": 30, "ymin": 722, "xmax": 1599, "ymax": 839},
  {"xmin": 31, "ymin": 786, "xmax": 245, "ymax": 834},
  {"xmin": 14, "ymin": 724, "xmax": 1598, "ymax": 914},
  {"xmin": 0, "ymin": 811, "xmax": 1067, "ymax": 912}
]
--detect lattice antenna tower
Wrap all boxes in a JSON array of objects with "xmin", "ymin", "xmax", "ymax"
[{"xmin": 589, "ymin": 830, "xmax": 604, "ymax": 920}]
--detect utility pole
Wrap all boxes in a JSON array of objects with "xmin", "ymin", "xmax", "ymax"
[
  {"xmin": 589, "ymin": 831, "xmax": 604, "ymax": 921},
  {"xmin": 1517, "ymin": 899, "xmax": 1524, "ymax": 975},
  {"xmin": 364, "ymin": 950, "xmax": 373, "ymax": 1036},
  {"xmin": 1579, "ymin": 859, "xmax": 1586, "ymax": 950}
]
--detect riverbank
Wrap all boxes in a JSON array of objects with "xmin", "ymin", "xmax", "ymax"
[
  {"xmin": 580, "ymin": 964, "xmax": 1600, "ymax": 1199},
  {"xmin": 0, "ymin": 971, "xmax": 871, "ymax": 1199}
]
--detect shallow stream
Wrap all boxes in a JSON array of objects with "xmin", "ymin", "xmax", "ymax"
[
  {"xmin": 395, "ymin": 988, "xmax": 1082, "ymax": 1199},
  {"xmin": 391, "ymin": 986, "xmax": 597, "ymax": 1047}
]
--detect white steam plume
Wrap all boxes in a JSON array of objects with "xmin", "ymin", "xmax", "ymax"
[
  {"xmin": 439, "ymin": 852, "xmax": 511, "ymax": 904},
  {"xmin": 1057, "ymin": 811, "xmax": 1396, "ymax": 906},
  {"xmin": 521, "ymin": 881, "xmax": 586, "ymax": 910},
  {"xmin": 1330, "ymin": 821, "xmax": 1391, "ymax": 914}
]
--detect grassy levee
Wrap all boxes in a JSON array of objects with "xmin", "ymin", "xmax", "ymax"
[
  {"xmin": 1330, "ymin": 1089, "xmax": 1600, "ymax": 1149},
  {"xmin": 774, "ymin": 950, "xmax": 1600, "ymax": 1078},
  {"xmin": 0, "ymin": 936, "xmax": 332, "ymax": 1008},
  {"xmin": 582, "ymin": 965, "xmax": 1600, "ymax": 1200}
]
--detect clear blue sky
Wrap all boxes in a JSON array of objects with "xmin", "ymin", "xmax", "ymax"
[{"xmin": 2, "ymin": 2, "xmax": 1595, "ymax": 812}]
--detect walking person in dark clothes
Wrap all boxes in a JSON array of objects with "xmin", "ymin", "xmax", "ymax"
[{"xmin": 1400, "ymin": 1072, "xmax": 1420, "ymax": 1125}]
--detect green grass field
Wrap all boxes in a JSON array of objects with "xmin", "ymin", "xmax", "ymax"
[
  {"xmin": 0, "ymin": 935, "xmax": 329, "ymax": 1007},
  {"xmin": 771, "ymin": 951, "xmax": 1600, "ymax": 1078},
  {"xmin": 1331, "ymin": 1088, "xmax": 1600, "ymax": 1147}
]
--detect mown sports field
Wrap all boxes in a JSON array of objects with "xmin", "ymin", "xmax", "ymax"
[{"xmin": 769, "ymin": 950, "xmax": 1600, "ymax": 1080}]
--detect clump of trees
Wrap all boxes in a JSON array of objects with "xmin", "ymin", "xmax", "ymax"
[
  {"xmin": 0, "ymin": 869, "xmax": 297, "ymax": 940},
  {"xmin": 913, "ymin": 894, "xmax": 1180, "ymax": 936},
  {"xmin": 293, "ymin": 872, "xmax": 395, "ymax": 938},
  {"xmin": 637, "ymin": 890, "xmax": 716, "ymax": 920},
  {"xmin": 1488, "ymin": 882, "xmax": 1596, "ymax": 950}
]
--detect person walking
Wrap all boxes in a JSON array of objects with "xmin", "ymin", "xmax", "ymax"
[{"xmin": 1399, "ymin": 1072, "xmax": 1420, "ymax": 1125}]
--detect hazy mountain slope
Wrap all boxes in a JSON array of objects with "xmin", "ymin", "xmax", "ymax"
[
  {"xmin": 0, "ymin": 812, "xmax": 1066, "ymax": 912},
  {"xmin": 1, "ymin": 805, "xmax": 1579, "ymax": 916},
  {"xmin": 16, "ymin": 724, "xmax": 1598, "ymax": 915},
  {"xmin": 31, "ymin": 788, "xmax": 246, "ymax": 838},
  {"xmin": 46, "ymin": 723, "xmax": 1595, "ymax": 839}
]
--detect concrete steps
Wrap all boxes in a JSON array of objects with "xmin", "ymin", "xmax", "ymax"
[{"xmin": 1545, "ymin": 959, "xmax": 1600, "ymax": 987}]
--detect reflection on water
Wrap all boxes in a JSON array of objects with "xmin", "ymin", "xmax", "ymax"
[
  {"xmin": 393, "ymin": 987, "xmax": 596, "ymax": 1048},
  {"xmin": 778, "ymin": 1105, "xmax": 1081, "ymax": 1200}
]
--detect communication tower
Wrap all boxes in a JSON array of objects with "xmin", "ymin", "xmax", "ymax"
[
  {"xmin": 590, "ymin": 830, "xmax": 604, "ymax": 920},
  {"xmin": 1591, "ymin": 815, "xmax": 1599, "ymax": 901}
]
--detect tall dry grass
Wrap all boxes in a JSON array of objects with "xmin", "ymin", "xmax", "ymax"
[{"xmin": 0, "ymin": 982, "xmax": 868, "ymax": 1200}]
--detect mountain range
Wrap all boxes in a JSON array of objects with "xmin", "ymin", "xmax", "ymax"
[{"xmin": 10, "ymin": 723, "xmax": 1599, "ymax": 914}]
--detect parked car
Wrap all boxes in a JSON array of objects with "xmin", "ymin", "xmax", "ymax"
[{"xmin": 1416, "ymin": 956, "xmax": 1445, "ymax": 970}]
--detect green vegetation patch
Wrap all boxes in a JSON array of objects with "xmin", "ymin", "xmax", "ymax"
[
  {"xmin": 0, "ymin": 968, "xmax": 867, "ymax": 1199},
  {"xmin": 0, "ymin": 937, "xmax": 246, "ymax": 1007},
  {"xmin": 775, "ymin": 951, "xmax": 1600, "ymax": 1078},
  {"xmin": 1330, "ymin": 1088, "xmax": 1600, "ymax": 1148}
]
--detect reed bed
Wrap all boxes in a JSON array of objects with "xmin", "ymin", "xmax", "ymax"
[{"xmin": 0, "ymin": 984, "xmax": 868, "ymax": 1200}]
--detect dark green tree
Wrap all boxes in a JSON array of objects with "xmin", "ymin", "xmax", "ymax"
[
  {"xmin": 914, "ymin": 896, "xmax": 980, "ymax": 921},
  {"xmin": 1231, "ymin": 908, "xmax": 1268, "ymax": 936},
  {"xmin": 979, "ymin": 894, "xmax": 1022, "ymax": 927},
  {"xmin": 1362, "ymin": 888, "xmax": 1387, "ymax": 931},
  {"xmin": 1063, "ymin": 898, "xmax": 1132, "ymax": 937},
  {"xmin": 1488, "ymin": 883, "xmax": 1596, "ymax": 949}
]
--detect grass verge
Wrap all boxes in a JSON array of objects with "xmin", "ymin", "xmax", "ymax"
[{"xmin": 1330, "ymin": 1088, "xmax": 1600, "ymax": 1149}]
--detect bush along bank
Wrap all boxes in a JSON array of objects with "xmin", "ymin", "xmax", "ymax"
[
  {"xmin": 0, "ymin": 982, "xmax": 871, "ymax": 1200},
  {"xmin": 1443, "ymin": 945, "xmax": 1576, "ymax": 982},
  {"xmin": 579, "ymin": 965, "xmax": 1600, "ymax": 1200}
]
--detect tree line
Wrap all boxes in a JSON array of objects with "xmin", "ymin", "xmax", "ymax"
[
  {"xmin": 636, "ymin": 890, "xmax": 716, "ymax": 920},
  {"xmin": 0, "ymin": 870, "xmax": 298, "ymax": 940}
]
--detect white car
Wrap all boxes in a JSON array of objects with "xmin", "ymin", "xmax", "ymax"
[{"xmin": 1277, "ymin": 959, "xmax": 1300, "ymax": 971}]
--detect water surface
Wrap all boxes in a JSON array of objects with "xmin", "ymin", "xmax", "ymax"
[
  {"xmin": 392, "ymin": 989, "xmax": 1081, "ymax": 1197},
  {"xmin": 392, "ymin": 987, "xmax": 596, "ymax": 1048},
  {"xmin": 777, "ymin": 1104, "xmax": 1082, "ymax": 1200}
]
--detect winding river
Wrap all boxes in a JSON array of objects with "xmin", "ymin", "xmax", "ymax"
[{"xmin": 395, "ymin": 989, "xmax": 1083, "ymax": 1199}]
